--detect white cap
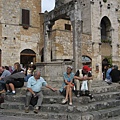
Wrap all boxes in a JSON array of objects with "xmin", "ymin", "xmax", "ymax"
[{"xmin": 67, "ymin": 65, "xmax": 73, "ymax": 70}]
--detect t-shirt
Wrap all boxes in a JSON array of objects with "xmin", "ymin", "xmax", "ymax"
[
  {"xmin": 27, "ymin": 76, "xmax": 47, "ymax": 92},
  {"xmin": 75, "ymin": 69, "xmax": 92, "ymax": 77},
  {"xmin": 1, "ymin": 70, "xmax": 11, "ymax": 79},
  {"xmin": 63, "ymin": 72, "xmax": 75, "ymax": 82},
  {"xmin": 59, "ymin": 72, "xmax": 74, "ymax": 92}
]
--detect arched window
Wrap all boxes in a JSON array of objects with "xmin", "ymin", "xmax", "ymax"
[
  {"xmin": 100, "ymin": 16, "xmax": 112, "ymax": 43},
  {"xmin": 82, "ymin": 55, "xmax": 92, "ymax": 65}
]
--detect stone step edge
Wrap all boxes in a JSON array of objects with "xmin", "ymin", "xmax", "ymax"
[
  {"xmin": 1, "ymin": 98, "xmax": 120, "ymax": 113},
  {"xmin": 1, "ymin": 105, "xmax": 120, "ymax": 120},
  {"xmin": 16, "ymin": 85, "xmax": 120, "ymax": 94},
  {"xmin": 4, "ymin": 91, "xmax": 120, "ymax": 98},
  {"xmin": 4, "ymin": 91, "xmax": 120, "ymax": 106},
  {"xmin": 83, "ymin": 105, "xmax": 120, "ymax": 120},
  {"xmin": 2, "ymin": 97, "xmax": 120, "ymax": 106},
  {"xmin": 102, "ymin": 115, "xmax": 120, "ymax": 120}
]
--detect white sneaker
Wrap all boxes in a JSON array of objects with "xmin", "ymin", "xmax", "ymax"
[{"xmin": 105, "ymin": 79, "xmax": 108, "ymax": 82}]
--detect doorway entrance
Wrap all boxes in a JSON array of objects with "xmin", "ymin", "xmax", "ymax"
[{"xmin": 20, "ymin": 49, "xmax": 36, "ymax": 67}]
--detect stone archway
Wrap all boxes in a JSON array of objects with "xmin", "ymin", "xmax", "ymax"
[
  {"xmin": 82, "ymin": 55, "xmax": 92, "ymax": 66},
  {"xmin": 43, "ymin": 0, "xmax": 82, "ymax": 71},
  {"xmin": 20, "ymin": 49, "xmax": 36, "ymax": 67},
  {"xmin": 36, "ymin": 0, "xmax": 82, "ymax": 80}
]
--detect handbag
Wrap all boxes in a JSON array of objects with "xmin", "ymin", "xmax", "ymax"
[
  {"xmin": 30, "ymin": 95, "xmax": 38, "ymax": 107},
  {"xmin": 81, "ymin": 80, "xmax": 88, "ymax": 91}
]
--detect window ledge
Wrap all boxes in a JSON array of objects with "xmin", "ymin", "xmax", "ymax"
[{"xmin": 19, "ymin": 24, "xmax": 31, "ymax": 29}]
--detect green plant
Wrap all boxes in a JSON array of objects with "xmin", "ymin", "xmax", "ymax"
[
  {"xmin": 104, "ymin": 55, "xmax": 112, "ymax": 65},
  {"xmin": 101, "ymin": 39, "xmax": 111, "ymax": 44},
  {"xmin": 103, "ymin": 0, "xmax": 107, "ymax": 3}
]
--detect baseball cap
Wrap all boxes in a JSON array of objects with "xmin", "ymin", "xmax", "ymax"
[
  {"xmin": 67, "ymin": 65, "xmax": 73, "ymax": 70},
  {"xmin": 83, "ymin": 65, "xmax": 91, "ymax": 72}
]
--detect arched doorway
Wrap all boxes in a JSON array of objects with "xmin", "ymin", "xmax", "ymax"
[
  {"xmin": 0, "ymin": 49, "xmax": 1, "ymax": 66},
  {"xmin": 20, "ymin": 49, "xmax": 36, "ymax": 67},
  {"xmin": 100, "ymin": 17, "xmax": 112, "ymax": 73},
  {"xmin": 100, "ymin": 16, "xmax": 112, "ymax": 43},
  {"xmin": 102, "ymin": 58, "xmax": 110, "ymax": 80}
]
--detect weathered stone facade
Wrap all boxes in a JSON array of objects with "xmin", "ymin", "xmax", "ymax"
[
  {"xmin": 37, "ymin": 0, "xmax": 120, "ymax": 80},
  {"xmin": 0, "ymin": 0, "xmax": 120, "ymax": 80},
  {"xmin": 0, "ymin": 0, "xmax": 41, "ymax": 66}
]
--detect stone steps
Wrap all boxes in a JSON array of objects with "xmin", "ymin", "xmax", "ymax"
[
  {"xmin": 104, "ymin": 116, "xmax": 120, "ymax": 120},
  {"xmin": 16, "ymin": 83, "xmax": 120, "ymax": 96},
  {"xmin": 0, "ymin": 114, "xmax": 46, "ymax": 120},
  {"xmin": 1, "ymin": 81, "xmax": 120, "ymax": 120},
  {"xmin": 1, "ymin": 98, "xmax": 120, "ymax": 113},
  {"xmin": 4, "ymin": 91, "xmax": 120, "ymax": 104},
  {"xmin": 1, "ymin": 105, "xmax": 120, "ymax": 120}
]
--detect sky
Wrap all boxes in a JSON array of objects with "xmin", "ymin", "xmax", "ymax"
[{"xmin": 42, "ymin": 0, "xmax": 55, "ymax": 13}]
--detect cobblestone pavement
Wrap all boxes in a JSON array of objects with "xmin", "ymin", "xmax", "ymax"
[{"xmin": 0, "ymin": 115, "xmax": 40, "ymax": 120}]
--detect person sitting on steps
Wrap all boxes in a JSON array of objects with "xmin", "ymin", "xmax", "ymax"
[
  {"xmin": 25, "ymin": 70, "xmax": 57, "ymax": 114},
  {"xmin": 60, "ymin": 66, "xmax": 74, "ymax": 106},
  {"xmin": 5, "ymin": 62, "xmax": 25, "ymax": 95},
  {"xmin": 0, "ymin": 66, "xmax": 11, "ymax": 94},
  {"xmin": 74, "ymin": 65, "xmax": 93, "ymax": 99}
]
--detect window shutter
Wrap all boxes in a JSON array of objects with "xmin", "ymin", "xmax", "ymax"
[{"xmin": 22, "ymin": 9, "xmax": 30, "ymax": 25}]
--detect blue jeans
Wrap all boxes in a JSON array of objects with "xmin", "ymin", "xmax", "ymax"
[{"xmin": 24, "ymin": 74, "xmax": 32, "ymax": 82}]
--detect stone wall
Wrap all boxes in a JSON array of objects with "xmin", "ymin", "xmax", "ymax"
[
  {"xmin": 90, "ymin": 0, "xmax": 120, "ymax": 78},
  {"xmin": 51, "ymin": 19, "xmax": 92, "ymax": 61},
  {"xmin": 0, "ymin": 0, "xmax": 41, "ymax": 66},
  {"xmin": 81, "ymin": 0, "xmax": 91, "ymax": 34},
  {"xmin": 51, "ymin": 29, "xmax": 73, "ymax": 60}
]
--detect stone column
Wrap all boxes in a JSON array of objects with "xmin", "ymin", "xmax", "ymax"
[
  {"xmin": 69, "ymin": 2, "xmax": 82, "ymax": 72},
  {"xmin": 43, "ymin": 21, "xmax": 51, "ymax": 62}
]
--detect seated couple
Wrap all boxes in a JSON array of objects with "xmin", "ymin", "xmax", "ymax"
[
  {"xmin": 0, "ymin": 62, "xmax": 25, "ymax": 95},
  {"xmin": 60, "ymin": 65, "xmax": 93, "ymax": 105}
]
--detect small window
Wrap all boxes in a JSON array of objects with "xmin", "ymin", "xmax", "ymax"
[
  {"xmin": 65, "ymin": 24, "xmax": 71, "ymax": 31},
  {"xmin": 22, "ymin": 9, "xmax": 30, "ymax": 26}
]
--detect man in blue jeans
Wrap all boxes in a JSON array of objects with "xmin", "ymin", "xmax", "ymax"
[{"xmin": 105, "ymin": 65, "xmax": 113, "ymax": 84}]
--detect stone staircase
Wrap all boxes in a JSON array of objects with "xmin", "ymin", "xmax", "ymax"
[{"xmin": 1, "ymin": 81, "xmax": 120, "ymax": 120}]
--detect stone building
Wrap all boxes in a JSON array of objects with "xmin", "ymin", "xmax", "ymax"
[
  {"xmin": 0, "ymin": 0, "xmax": 41, "ymax": 67},
  {"xmin": 0, "ymin": 0, "xmax": 120, "ymax": 80},
  {"xmin": 37, "ymin": 0, "xmax": 120, "ymax": 80}
]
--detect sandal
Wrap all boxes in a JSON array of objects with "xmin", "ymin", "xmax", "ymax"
[
  {"xmin": 61, "ymin": 99, "xmax": 68, "ymax": 104},
  {"xmin": 69, "ymin": 102, "xmax": 73, "ymax": 106}
]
